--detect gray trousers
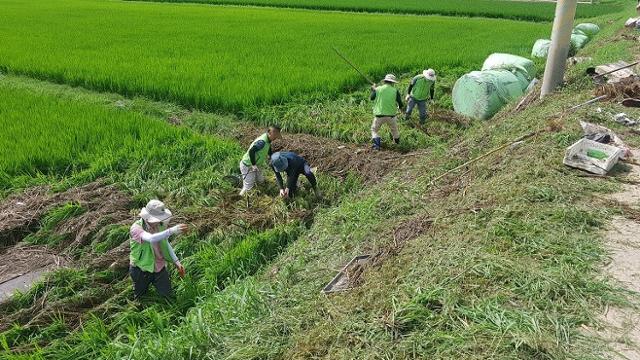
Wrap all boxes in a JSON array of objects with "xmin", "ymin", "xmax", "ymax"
[
  {"xmin": 406, "ymin": 97, "xmax": 428, "ymax": 124},
  {"xmin": 371, "ymin": 116, "xmax": 399, "ymax": 140},
  {"xmin": 130, "ymin": 265, "xmax": 172, "ymax": 299}
]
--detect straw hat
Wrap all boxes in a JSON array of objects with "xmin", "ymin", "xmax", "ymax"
[
  {"xmin": 139, "ymin": 200, "xmax": 172, "ymax": 223},
  {"xmin": 383, "ymin": 74, "xmax": 398, "ymax": 83},
  {"xmin": 423, "ymin": 69, "xmax": 436, "ymax": 81},
  {"xmin": 271, "ymin": 152, "xmax": 289, "ymax": 172}
]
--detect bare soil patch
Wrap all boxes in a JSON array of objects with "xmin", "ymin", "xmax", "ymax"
[
  {"xmin": 594, "ymin": 149, "xmax": 640, "ymax": 359},
  {"xmin": 0, "ymin": 246, "xmax": 65, "ymax": 284}
]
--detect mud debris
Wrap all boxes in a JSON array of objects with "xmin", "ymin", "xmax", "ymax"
[
  {"xmin": 0, "ymin": 181, "xmax": 132, "ymax": 252},
  {"xmin": 596, "ymin": 77, "xmax": 640, "ymax": 101}
]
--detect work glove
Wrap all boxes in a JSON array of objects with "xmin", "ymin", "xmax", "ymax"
[
  {"xmin": 280, "ymin": 188, "xmax": 289, "ymax": 198},
  {"xmin": 170, "ymin": 224, "xmax": 189, "ymax": 235},
  {"xmin": 176, "ymin": 262, "xmax": 186, "ymax": 279},
  {"xmin": 405, "ymin": 94, "xmax": 410, "ymax": 102},
  {"xmin": 251, "ymin": 165, "xmax": 258, "ymax": 172}
]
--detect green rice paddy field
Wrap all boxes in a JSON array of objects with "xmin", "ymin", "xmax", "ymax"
[
  {"xmin": 0, "ymin": 0, "xmax": 549, "ymax": 112},
  {"xmin": 144, "ymin": 0, "xmax": 623, "ymax": 21}
]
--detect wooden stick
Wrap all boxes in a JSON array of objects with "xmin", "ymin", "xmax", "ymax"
[
  {"xmin": 332, "ymin": 46, "xmax": 375, "ymax": 85},
  {"xmin": 594, "ymin": 61, "xmax": 639, "ymax": 78},
  {"xmin": 565, "ymin": 95, "xmax": 608, "ymax": 112},
  {"xmin": 430, "ymin": 131, "xmax": 540, "ymax": 185}
]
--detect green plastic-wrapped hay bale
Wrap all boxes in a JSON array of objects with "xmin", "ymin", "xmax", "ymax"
[
  {"xmin": 574, "ymin": 23, "xmax": 600, "ymax": 38},
  {"xmin": 481, "ymin": 53, "xmax": 537, "ymax": 79},
  {"xmin": 452, "ymin": 69, "xmax": 526, "ymax": 120},
  {"xmin": 570, "ymin": 33, "xmax": 590, "ymax": 50},
  {"xmin": 531, "ymin": 39, "xmax": 551, "ymax": 58}
]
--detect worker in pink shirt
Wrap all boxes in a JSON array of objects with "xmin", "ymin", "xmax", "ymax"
[{"xmin": 129, "ymin": 200, "xmax": 188, "ymax": 300}]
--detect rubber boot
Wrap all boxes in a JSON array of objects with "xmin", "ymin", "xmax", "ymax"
[{"xmin": 372, "ymin": 137, "xmax": 381, "ymax": 150}]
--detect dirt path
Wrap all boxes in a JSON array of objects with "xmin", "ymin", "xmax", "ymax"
[{"xmin": 598, "ymin": 150, "xmax": 640, "ymax": 359}]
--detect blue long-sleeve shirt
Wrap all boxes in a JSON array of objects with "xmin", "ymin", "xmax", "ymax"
[{"xmin": 271, "ymin": 152, "xmax": 317, "ymax": 190}]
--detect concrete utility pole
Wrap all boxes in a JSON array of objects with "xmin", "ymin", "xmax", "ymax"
[{"xmin": 540, "ymin": 0, "xmax": 578, "ymax": 98}]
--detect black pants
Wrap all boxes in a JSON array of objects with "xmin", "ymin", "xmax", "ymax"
[
  {"xmin": 129, "ymin": 265, "xmax": 172, "ymax": 299},
  {"xmin": 289, "ymin": 164, "xmax": 317, "ymax": 197}
]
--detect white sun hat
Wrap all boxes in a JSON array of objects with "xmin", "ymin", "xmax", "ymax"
[
  {"xmin": 383, "ymin": 74, "xmax": 398, "ymax": 83},
  {"xmin": 423, "ymin": 69, "xmax": 436, "ymax": 81},
  {"xmin": 139, "ymin": 199, "xmax": 173, "ymax": 223}
]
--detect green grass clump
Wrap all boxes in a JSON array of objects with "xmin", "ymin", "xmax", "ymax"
[
  {"xmin": 23, "ymin": 202, "xmax": 85, "ymax": 246},
  {"xmin": 199, "ymin": 225, "xmax": 300, "ymax": 290},
  {"xmin": 143, "ymin": 0, "xmax": 623, "ymax": 22},
  {"xmin": 93, "ymin": 225, "xmax": 130, "ymax": 254},
  {"xmin": 0, "ymin": 0, "xmax": 548, "ymax": 113},
  {"xmin": 40, "ymin": 203, "xmax": 86, "ymax": 232}
]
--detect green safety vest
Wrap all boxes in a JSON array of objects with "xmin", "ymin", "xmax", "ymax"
[
  {"xmin": 129, "ymin": 219, "xmax": 173, "ymax": 273},
  {"xmin": 241, "ymin": 133, "xmax": 271, "ymax": 166},
  {"xmin": 411, "ymin": 75, "xmax": 435, "ymax": 101},
  {"xmin": 373, "ymin": 84, "xmax": 399, "ymax": 116}
]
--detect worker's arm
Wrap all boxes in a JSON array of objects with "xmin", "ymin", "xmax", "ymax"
[
  {"xmin": 273, "ymin": 166, "xmax": 285, "ymax": 189},
  {"xmin": 303, "ymin": 164, "xmax": 318, "ymax": 189},
  {"xmin": 430, "ymin": 85, "xmax": 435, "ymax": 100},
  {"xmin": 407, "ymin": 76, "xmax": 418, "ymax": 96},
  {"xmin": 396, "ymin": 90, "xmax": 404, "ymax": 110},
  {"xmin": 370, "ymin": 86, "xmax": 377, "ymax": 100},
  {"xmin": 248, "ymin": 140, "xmax": 266, "ymax": 166},
  {"xmin": 167, "ymin": 241, "xmax": 185, "ymax": 278},
  {"xmin": 166, "ymin": 242, "xmax": 180, "ymax": 265},
  {"xmin": 140, "ymin": 226, "xmax": 183, "ymax": 244},
  {"xmin": 130, "ymin": 224, "xmax": 184, "ymax": 244}
]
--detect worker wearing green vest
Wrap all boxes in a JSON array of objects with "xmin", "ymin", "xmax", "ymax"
[
  {"xmin": 405, "ymin": 69, "xmax": 436, "ymax": 126},
  {"xmin": 370, "ymin": 74, "xmax": 404, "ymax": 150},
  {"xmin": 129, "ymin": 200, "xmax": 189, "ymax": 300},
  {"xmin": 239, "ymin": 126, "xmax": 282, "ymax": 196}
]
